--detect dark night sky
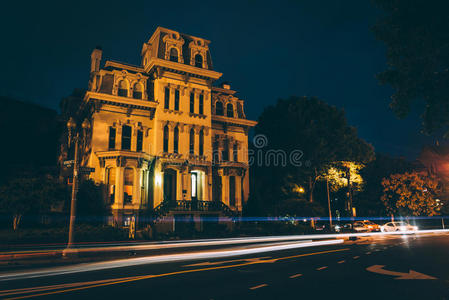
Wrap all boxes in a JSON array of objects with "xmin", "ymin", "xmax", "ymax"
[{"xmin": 0, "ymin": 0, "xmax": 435, "ymax": 159}]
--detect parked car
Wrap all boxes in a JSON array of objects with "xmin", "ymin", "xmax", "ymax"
[
  {"xmin": 380, "ymin": 221, "xmax": 418, "ymax": 232},
  {"xmin": 351, "ymin": 220, "xmax": 381, "ymax": 232},
  {"xmin": 333, "ymin": 223, "xmax": 354, "ymax": 233}
]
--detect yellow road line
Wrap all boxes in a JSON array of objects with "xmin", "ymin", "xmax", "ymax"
[
  {"xmin": 249, "ymin": 284, "xmax": 268, "ymax": 290},
  {"xmin": 5, "ymin": 247, "xmax": 349, "ymax": 300}
]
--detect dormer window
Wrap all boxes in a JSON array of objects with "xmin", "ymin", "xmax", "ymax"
[
  {"xmin": 169, "ymin": 48, "xmax": 178, "ymax": 62},
  {"xmin": 133, "ymin": 83, "xmax": 143, "ymax": 99},
  {"xmin": 215, "ymin": 101, "xmax": 224, "ymax": 116},
  {"xmin": 227, "ymin": 103, "xmax": 234, "ymax": 118},
  {"xmin": 118, "ymin": 80, "xmax": 128, "ymax": 97},
  {"xmin": 194, "ymin": 54, "xmax": 203, "ymax": 68}
]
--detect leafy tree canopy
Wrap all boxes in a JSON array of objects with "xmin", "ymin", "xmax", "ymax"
[
  {"xmin": 381, "ymin": 171, "xmax": 442, "ymax": 216},
  {"xmin": 373, "ymin": 0, "xmax": 449, "ymax": 135}
]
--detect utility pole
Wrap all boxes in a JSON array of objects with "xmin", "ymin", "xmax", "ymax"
[{"xmin": 326, "ymin": 177, "xmax": 332, "ymax": 229}]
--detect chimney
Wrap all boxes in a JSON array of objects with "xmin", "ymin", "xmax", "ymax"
[
  {"xmin": 221, "ymin": 82, "xmax": 231, "ymax": 90},
  {"xmin": 90, "ymin": 46, "xmax": 102, "ymax": 73}
]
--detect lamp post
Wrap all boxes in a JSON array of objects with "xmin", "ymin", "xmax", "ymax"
[{"xmin": 63, "ymin": 117, "xmax": 90, "ymax": 257}]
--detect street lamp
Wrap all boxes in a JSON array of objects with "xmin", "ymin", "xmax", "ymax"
[{"xmin": 63, "ymin": 117, "xmax": 90, "ymax": 257}]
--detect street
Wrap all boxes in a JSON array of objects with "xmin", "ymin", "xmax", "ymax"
[{"xmin": 1, "ymin": 232, "xmax": 449, "ymax": 299}]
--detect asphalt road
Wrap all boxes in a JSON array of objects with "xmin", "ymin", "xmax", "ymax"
[{"xmin": 2, "ymin": 233, "xmax": 449, "ymax": 300}]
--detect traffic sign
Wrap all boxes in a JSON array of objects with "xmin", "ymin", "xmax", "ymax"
[
  {"xmin": 79, "ymin": 167, "xmax": 95, "ymax": 173},
  {"xmin": 63, "ymin": 160, "xmax": 75, "ymax": 166}
]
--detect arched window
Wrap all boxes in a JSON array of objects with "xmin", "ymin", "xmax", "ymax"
[
  {"xmin": 226, "ymin": 103, "xmax": 234, "ymax": 117},
  {"xmin": 189, "ymin": 128, "xmax": 195, "ymax": 155},
  {"xmin": 133, "ymin": 83, "xmax": 143, "ymax": 99},
  {"xmin": 173, "ymin": 126, "xmax": 179, "ymax": 154},
  {"xmin": 124, "ymin": 168, "xmax": 134, "ymax": 204},
  {"xmin": 106, "ymin": 168, "xmax": 116, "ymax": 204},
  {"xmin": 194, "ymin": 54, "xmax": 203, "ymax": 68},
  {"xmin": 163, "ymin": 125, "xmax": 169, "ymax": 153},
  {"xmin": 199, "ymin": 129, "xmax": 204, "ymax": 156},
  {"xmin": 215, "ymin": 101, "xmax": 224, "ymax": 116},
  {"xmin": 118, "ymin": 80, "xmax": 128, "ymax": 97},
  {"xmin": 169, "ymin": 48, "xmax": 178, "ymax": 62}
]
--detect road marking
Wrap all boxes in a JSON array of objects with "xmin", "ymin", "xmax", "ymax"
[
  {"xmin": 337, "ymin": 260, "xmax": 345, "ymax": 264},
  {"xmin": 250, "ymin": 284, "xmax": 268, "ymax": 290},
  {"xmin": 366, "ymin": 265, "xmax": 436, "ymax": 280},
  {"xmin": 316, "ymin": 266, "xmax": 328, "ymax": 270},
  {"xmin": 353, "ymin": 256, "xmax": 360, "ymax": 259},
  {"xmin": 3, "ymin": 248, "xmax": 349, "ymax": 300},
  {"xmin": 289, "ymin": 274, "xmax": 302, "ymax": 278}
]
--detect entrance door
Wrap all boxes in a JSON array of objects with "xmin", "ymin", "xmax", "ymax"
[{"xmin": 163, "ymin": 169, "xmax": 177, "ymax": 202}]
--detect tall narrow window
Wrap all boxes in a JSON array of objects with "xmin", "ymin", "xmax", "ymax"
[
  {"xmin": 121, "ymin": 125, "xmax": 131, "ymax": 150},
  {"xmin": 133, "ymin": 83, "xmax": 143, "ymax": 99},
  {"xmin": 227, "ymin": 103, "xmax": 234, "ymax": 117},
  {"xmin": 163, "ymin": 125, "xmax": 169, "ymax": 153},
  {"xmin": 169, "ymin": 48, "xmax": 178, "ymax": 62},
  {"xmin": 189, "ymin": 128, "xmax": 195, "ymax": 155},
  {"xmin": 229, "ymin": 176, "xmax": 236, "ymax": 207},
  {"xmin": 199, "ymin": 94, "xmax": 204, "ymax": 115},
  {"xmin": 222, "ymin": 139, "xmax": 229, "ymax": 161},
  {"xmin": 173, "ymin": 127, "xmax": 179, "ymax": 153},
  {"xmin": 174, "ymin": 89, "xmax": 180, "ymax": 111},
  {"xmin": 190, "ymin": 92, "xmax": 195, "ymax": 113},
  {"xmin": 164, "ymin": 87, "xmax": 170, "ymax": 109},
  {"xmin": 194, "ymin": 54, "xmax": 203, "ymax": 68},
  {"xmin": 118, "ymin": 80, "xmax": 128, "ymax": 97},
  {"xmin": 106, "ymin": 168, "xmax": 116, "ymax": 204},
  {"xmin": 124, "ymin": 168, "xmax": 134, "ymax": 204},
  {"xmin": 136, "ymin": 130, "xmax": 143, "ymax": 152},
  {"xmin": 215, "ymin": 101, "xmax": 223, "ymax": 116},
  {"xmin": 199, "ymin": 129, "xmax": 204, "ymax": 156},
  {"xmin": 108, "ymin": 127, "xmax": 116, "ymax": 149},
  {"xmin": 233, "ymin": 143, "xmax": 238, "ymax": 162}
]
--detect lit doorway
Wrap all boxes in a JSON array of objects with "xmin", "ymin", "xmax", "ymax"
[{"xmin": 163, "ymin": 169, "xmax": 177, "ymax": 202}]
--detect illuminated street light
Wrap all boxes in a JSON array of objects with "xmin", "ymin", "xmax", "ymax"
[{"xmin": 63, "ymin": 117, "xmax": 90, "ymax": 257}]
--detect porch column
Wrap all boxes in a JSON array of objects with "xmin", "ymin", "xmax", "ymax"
[
  {"xmin": 221, "ymin": 175, "xmax": 229, "ymax": 206},
  {"xmin": 114, "ymin": 166, "xmax": 124, "ymax": 208},
  {"xmin": 176, "ymin": 169, "xmax": 183, "ymax": 201},
  {"xmin": 134, "ymin": 168, "xmax": 141, "ymax": 206},
  {"xmin": 235, "ymin": 175, "xmax": 242, "ymax": 211}
]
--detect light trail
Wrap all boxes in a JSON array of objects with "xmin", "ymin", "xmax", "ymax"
[
  {"xmin": 0, "ymin": 239, "xmax": 344, "ymax": 282},
  {"xmin": 1, "ymin": 229, "xmax": 448, "ymax": 260}
]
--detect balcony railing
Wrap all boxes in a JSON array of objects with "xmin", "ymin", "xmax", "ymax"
[{"xmin": 152, "ymin": 199, "xmax": 237, "ymax": 219}]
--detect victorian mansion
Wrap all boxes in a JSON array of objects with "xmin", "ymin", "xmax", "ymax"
[{"xmin": 65, "ymin": 27, "xmax": 257, "ymax": 230}]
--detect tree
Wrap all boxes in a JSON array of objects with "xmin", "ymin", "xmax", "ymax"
[
  {"xmin": 373, "ymin": 0, "xmax": 449, "ymax": 136},
  {"xmin": 73, "ymin": 179, "xmax": 106, "ymax": 225},
  {"xmin": 252, "ymin": 96, "xmax": 374, "ymax": 216},
  {"xmin": 0, "ymin": 176, "xmax": 67, "ymax": 230},
  {"xmin": 355, "ymin": 154, "xmax": 414, "ymax": 216},
  {"xmin": 381, "ymin": 171, "xmax": 442, "ymax": 216}
]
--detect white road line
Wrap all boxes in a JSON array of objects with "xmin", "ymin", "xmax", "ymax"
[
  {"xmin": 316, "ymin": 266, "xmax": 328, "ymax": 270},
  {"xmin": 337, "ymin": 260, "xmax": 346, "ymax": 264},
  {"xmin": 250, "ymin": 284, "xmax": 268, "ymax": 290},
  {"xmin": 289, "ymin": 273, "xmax": 302, "ymax": 278},
  {"xmin": 353, "ymin": 256, "xmax": 360, "ymax": 259}
]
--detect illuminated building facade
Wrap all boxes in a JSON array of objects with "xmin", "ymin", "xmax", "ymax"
[{"xmin": 71, "ymin": 27, "xmax": 256, "ymax": 229}]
